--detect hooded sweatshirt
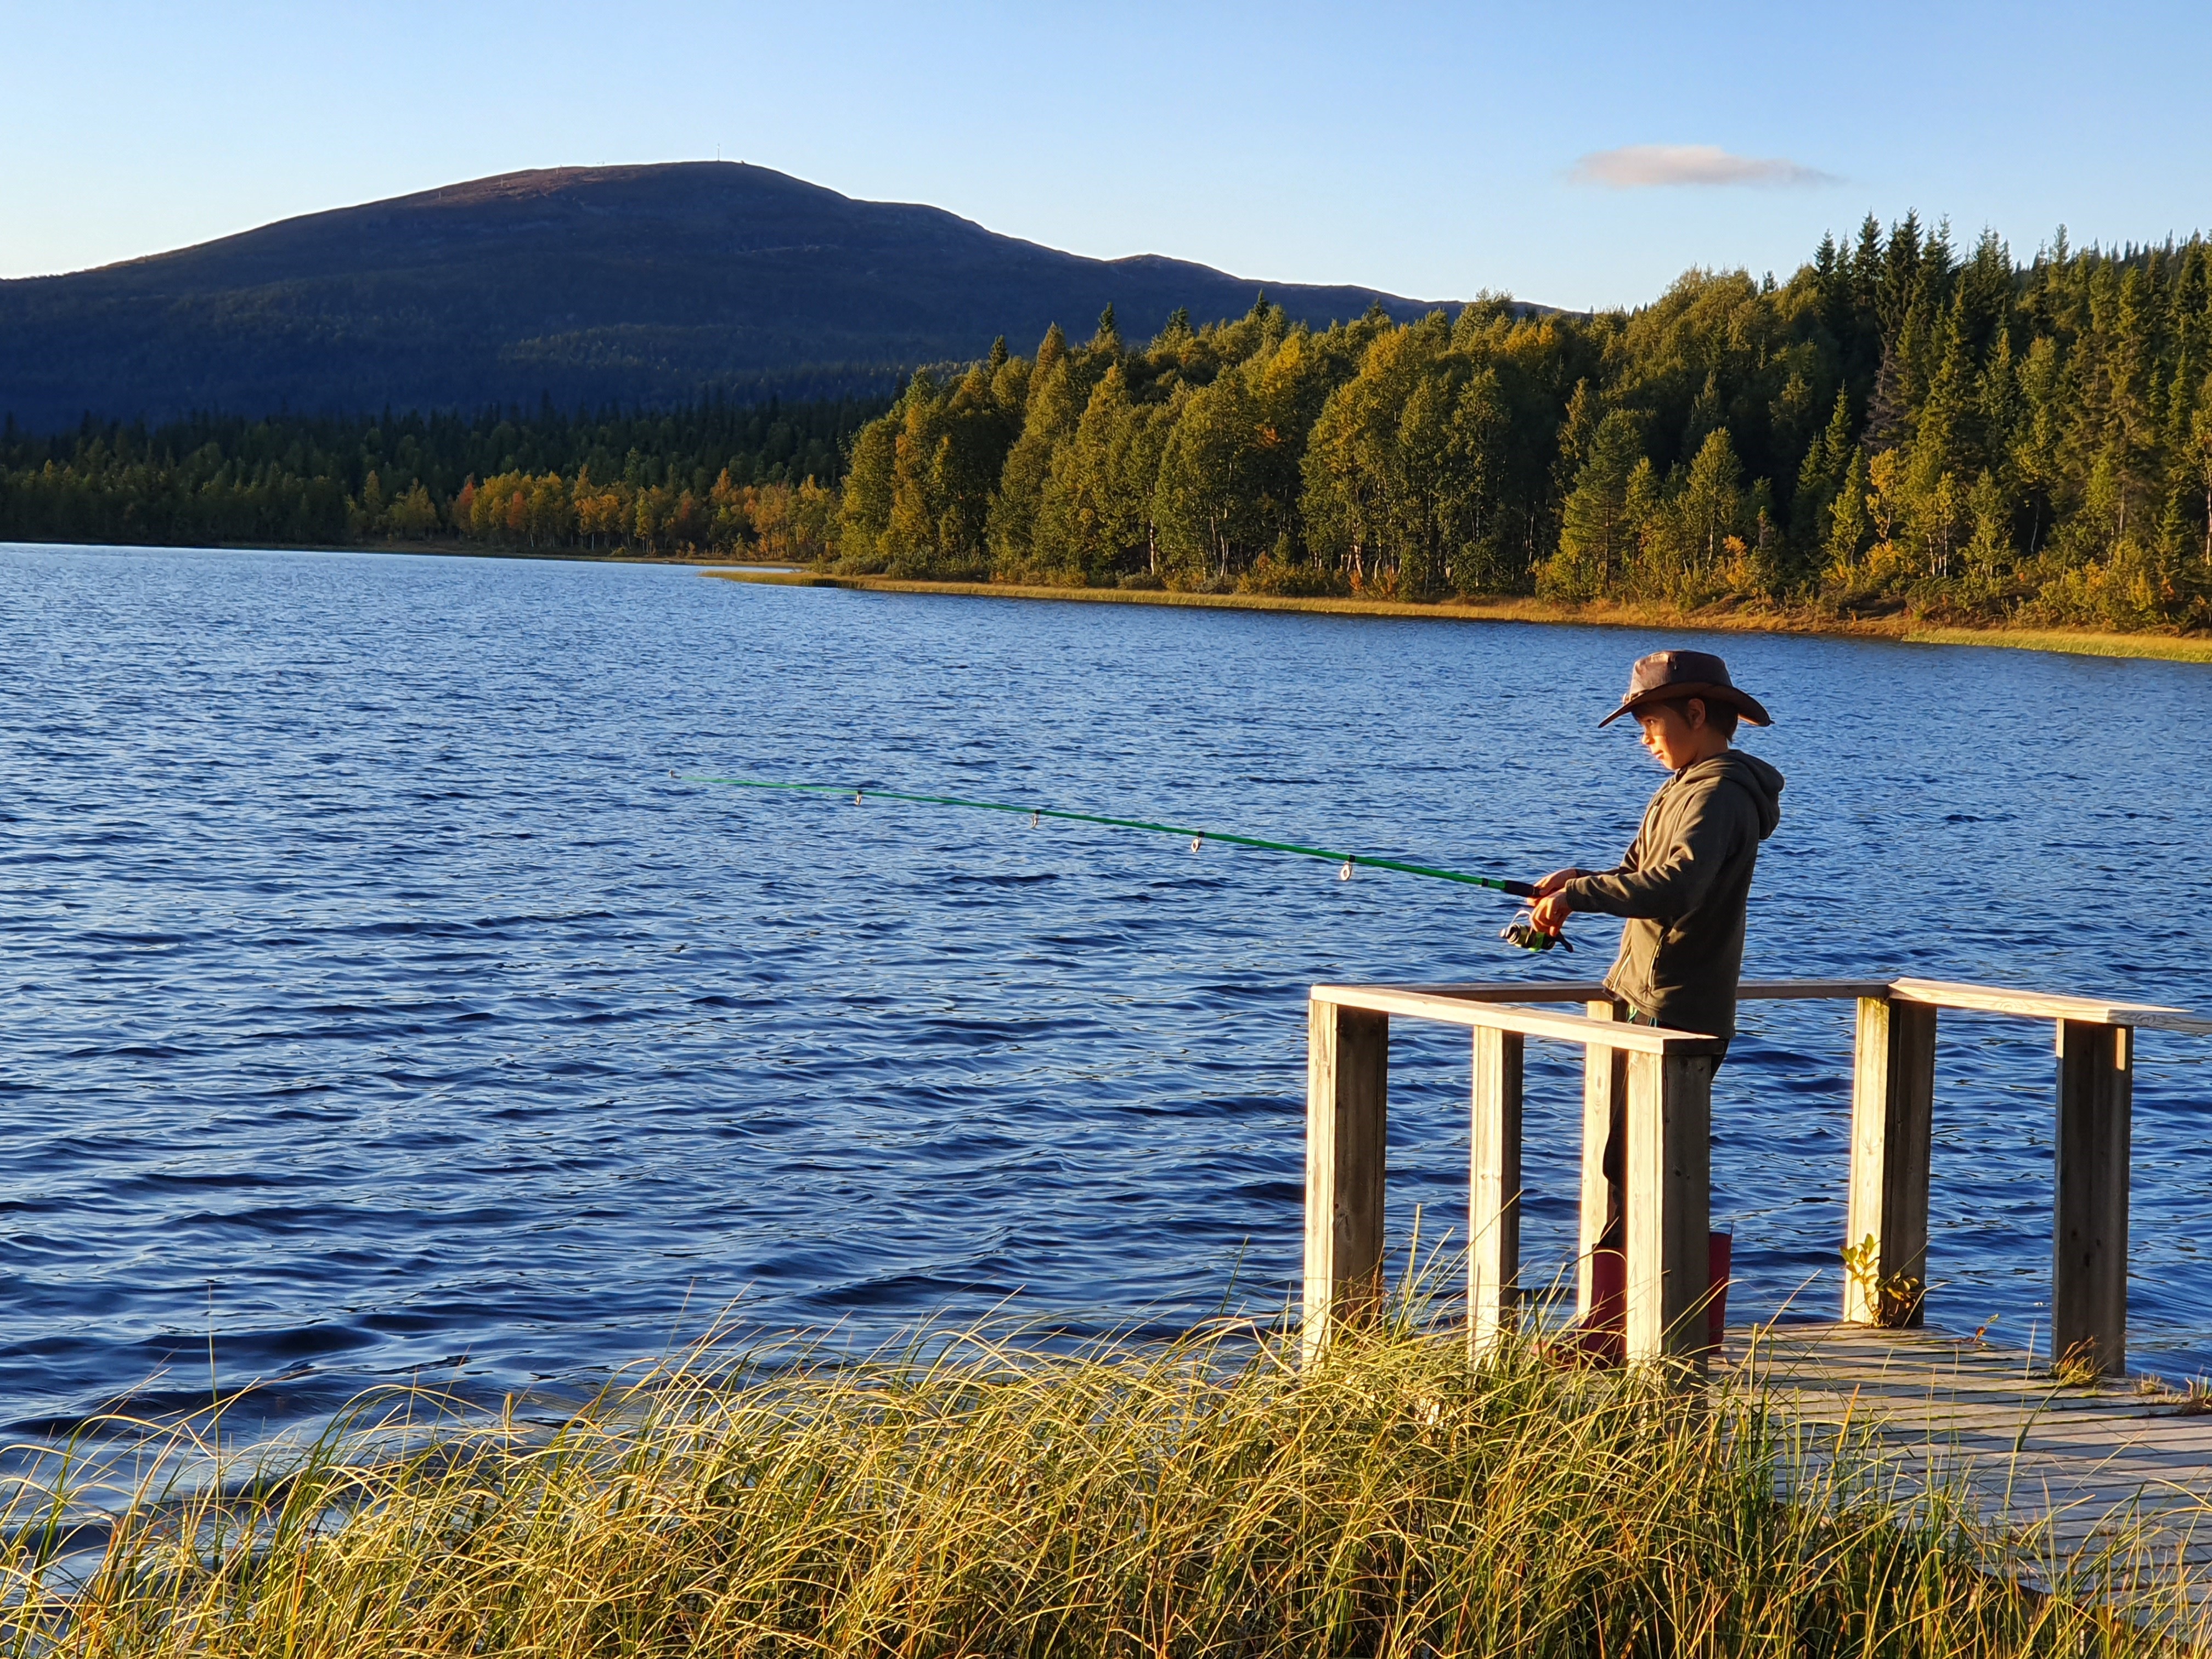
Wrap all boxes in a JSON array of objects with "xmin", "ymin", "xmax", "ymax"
[{"xmin": 1559, "ymin": 751, "xmax": 1785, "ymax": 1041}]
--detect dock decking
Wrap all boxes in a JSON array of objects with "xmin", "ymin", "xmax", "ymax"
[
  {"xmin": 1729, "ymin": 1321, "xmax": 2212, "ymax": 1632},
  {"xmin": 1300, "ymin": 974, "xmax": 2212, "ymax": 1625}
]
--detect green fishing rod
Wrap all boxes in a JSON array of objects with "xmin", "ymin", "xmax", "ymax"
[{"xmin": 674, "ymin": 773, "xmax": 1572, "ymax": 952}]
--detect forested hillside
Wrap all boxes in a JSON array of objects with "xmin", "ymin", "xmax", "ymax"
[
  {"xmin": 834, "ymin": 219, "xmax": 2212, "ymax": 630},
  {"xmin": 8, "ymin": 215, "xmax": 2209, "ymax": 632},
  {"xmin": 0, "ymin": 163, "xmax": 1448, "ymax": 430}
]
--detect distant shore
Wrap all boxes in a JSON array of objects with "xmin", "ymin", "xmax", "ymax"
[
  {"xmin": 705, "ymin": 570, "xmax": 2212, "ymax": 665},
  {"xmin": 19, "ymin": 539, "xmax": 2204, "ymax": 663}
]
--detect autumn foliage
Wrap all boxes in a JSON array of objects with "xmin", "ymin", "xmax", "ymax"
[{"xmin": 837, "ymin": 221, "xmax": 2212, "ymax": 630}]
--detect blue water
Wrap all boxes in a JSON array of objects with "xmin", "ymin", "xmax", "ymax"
[{"xmin": 3, "ymin": 543, "xmax": 2209, "ymax": 1440}]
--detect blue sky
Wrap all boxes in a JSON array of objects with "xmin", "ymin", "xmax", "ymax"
[{"xmin": 5, "ymin": 1, "xmax": 2208, "ymax": 309}]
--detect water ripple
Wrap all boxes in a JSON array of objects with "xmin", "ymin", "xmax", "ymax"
[{"xmin": 2, "ymin": 542, "xmax": 2209, "ymax": 1442}]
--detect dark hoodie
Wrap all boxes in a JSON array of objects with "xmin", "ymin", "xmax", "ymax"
[{"xmin": 1559, "ymin": 751, "xmax": 1785, "ymax": 1041}]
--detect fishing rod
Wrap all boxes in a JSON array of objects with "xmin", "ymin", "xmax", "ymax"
[{"xmin": 674, "ymin": 774, "xmax": 1572, "ymax": 952}]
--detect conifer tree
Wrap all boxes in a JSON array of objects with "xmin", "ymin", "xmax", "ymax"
[
  {"xmin": 1674, "ymin": 428, "xmax": 1747, "ymax": 594},
  {"xmin": 1444, "ymin": 369, "xmax": 1511, "ymax": 593},
  {"xmin": 1547, "ymin": 410, "xmax": 1644, "ymax": 600},
  {"xmin": 1827, "ymin": 447, "xmax": 1875, "ymax": 575},
  {"xmin": 987, "ymin": 325, "xmax": 1074, "ymax": 574}
]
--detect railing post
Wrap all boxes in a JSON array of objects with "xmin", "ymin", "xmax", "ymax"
[
  {"xmin": 1469, "ymin": 1026, "xmax": 1524, "ymax": 1353},
  {"xmin": 2053, "ymin": 1020, "xmax": 2131, "ymax": 1375},
  {"xmin": 1578, "ymin": 998, "xmax": 1628, "ymax": 1317},
  {"xmin": 1302, "ymin": 997, "xmax": 1387, "ymax": 1365},
  {"xmin": 1624, "ymin": 1048, "xmax": 1712, "ymax": 1367},
  {"xmin": 1843, "ymin": 996, "xmax": 1936, "ymax": 1324}
]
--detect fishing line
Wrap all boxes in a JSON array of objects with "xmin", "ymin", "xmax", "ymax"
[{"xmin": 673, "ymin": 773, "xmax": 1571, "ymax": 952}]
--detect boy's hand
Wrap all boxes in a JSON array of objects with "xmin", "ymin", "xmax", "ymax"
[{"xmin": 1529, "ymin": 868, "xmax": 1581, "ymax": 936}]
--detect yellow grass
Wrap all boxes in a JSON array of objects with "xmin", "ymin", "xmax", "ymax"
[
  {"xmin": 3, "ymin": 1312, "xmax": 2197, "ymax": 1656},
  {"xmin": 704, "ymin": 572, "xmax": 2212, "ymax": 665},
  {"xmin": 1896, "ymin": 627, "xmax": 2212, "ymax": 663}
]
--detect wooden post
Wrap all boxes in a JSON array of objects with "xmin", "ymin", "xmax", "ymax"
[
  {"xmin": 1578, "ymin": 998, "xmax": 1628, "ymax": 1316},
  {"xmin": 2053, "ymin": 1020, "xmax": 2131, "ymax": 1376},
  {"xmin": 1302, "ymin": 998, "xmax": 1388, "ymax": 1365},
  {"xmin": 1843, "ymin": 997, "xmax": 1936, "ymax": 1325},
  {"xmin": 1469, "ymin": 1026, "xmax": 1524, "ymax": 1352},
  {"xmin": 1624, "ymin": 1049, "xmax": 1712, "ymax": 1367}
]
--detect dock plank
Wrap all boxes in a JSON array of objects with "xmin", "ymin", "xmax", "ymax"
[{"xmin": 1724, "ymin": 1322, "xmax": 2212, "ymax": 1632}]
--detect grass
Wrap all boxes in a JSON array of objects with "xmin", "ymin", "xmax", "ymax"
[
  {"xmin": 706, "ymin": 571, "xmax": 2212, "ymax": 665},
  {"xmin": 1897, "ymin": 627, "xmax": 2212, "ymax": 663},
  {"xmin": 4, "ymin": 1308, "xmax": 2200, "ymax": 1658}
]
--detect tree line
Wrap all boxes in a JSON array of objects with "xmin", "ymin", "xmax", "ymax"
[
  {"xmin": 836, "ymin": 219, "xmax": 2212, "ymax": 630},
  {"xmin": 0, "ymin": 396, "xmax": 877, "ymax": 557},
  {"xmin": 8, "ymin": 217, "xmax": 2212, "ymax": 630}
]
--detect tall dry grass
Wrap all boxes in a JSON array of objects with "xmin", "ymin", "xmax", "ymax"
[{"xmin": 0, "ymin": 1314, "xmax": 2193, "ymax": 1657}]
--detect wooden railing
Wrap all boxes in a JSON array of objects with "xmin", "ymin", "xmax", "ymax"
[{"xmin": 1302, "ymin": 977, "xmax": 2211, "ymax": 1374}]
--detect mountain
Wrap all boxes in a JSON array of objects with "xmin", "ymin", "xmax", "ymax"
[{"xmin": 0, "ymin": 163, "xmax": 1467, "ymax": 430}]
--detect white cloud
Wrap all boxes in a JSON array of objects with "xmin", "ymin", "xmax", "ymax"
[{"xmin": 1570, "ymin": 144, "xmax": 1838, "ymax": 189}]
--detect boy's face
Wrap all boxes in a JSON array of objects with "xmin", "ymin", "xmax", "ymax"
[{"xmin": 1635, "ymin": 699, "xmax": 1706, "ymax": 770}]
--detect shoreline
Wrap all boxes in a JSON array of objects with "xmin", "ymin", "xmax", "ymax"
[
  {"xmin": 707, "ymin": 571, "xmax": 2212, "ymax": 665},
  {"xmin": 13, "ymin": 538, "xmax": 2203, "ymax": 663},
  {"xmin": 2, "ymin": 535, "xmax": 749, "ymax": 571}
]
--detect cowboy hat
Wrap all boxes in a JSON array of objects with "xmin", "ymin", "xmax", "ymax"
[{"xmin": 1597, "ymin": 649, "xmax": 1771, "ymax": 727}]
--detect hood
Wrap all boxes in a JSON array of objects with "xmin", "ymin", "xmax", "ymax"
[{"xmin": 1685, "ymin": 751, "xmax": 1784, "ymax": 839}]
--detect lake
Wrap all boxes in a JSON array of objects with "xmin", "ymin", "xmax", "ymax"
[{"xmin": 3, "ymin": 541, "xmax": 2209, "ymax": 1440}]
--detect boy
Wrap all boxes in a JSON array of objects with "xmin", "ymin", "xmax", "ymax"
[
  {"xmin": 1532, "ymin": 650, "xmax": 1782, "ymax": 1357},
  {"xmin": 1529, "ymin": 648, "xmax": 1783, "ymax": 1050}
]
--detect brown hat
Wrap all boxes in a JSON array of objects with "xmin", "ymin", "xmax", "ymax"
[{"xmin": 1598, "ymin": 649, "xmax": 1771, "ymax": 728}]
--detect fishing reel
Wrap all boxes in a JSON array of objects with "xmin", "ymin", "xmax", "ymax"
[{"xmin": 1500, "ymin": 907, "xmax": 1573, "ymax": 953}]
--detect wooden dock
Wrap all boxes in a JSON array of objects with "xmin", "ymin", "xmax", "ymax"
[
  {"xmin": 1300, "ymin": 973, "xmax": 2212, "ymax": 1622},
  {"xmin": 1728, "ymin": 1321, "xmax": 2212, "ymax": 1632}
]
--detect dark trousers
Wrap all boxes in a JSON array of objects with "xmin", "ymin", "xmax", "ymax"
[{"xmin": 1596, "ymin": 1008, "xmax": 1726, "ymax": 1251}]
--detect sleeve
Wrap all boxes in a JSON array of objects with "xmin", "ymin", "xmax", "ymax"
[{"xmin": 1558, "ymin": 781, "xmax": 1746, "ymax": 921}]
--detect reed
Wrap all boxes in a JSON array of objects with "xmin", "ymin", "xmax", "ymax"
[{"xmin": 1, "ymin": 1312, "xmax": 2194, "ymax": 1657}]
